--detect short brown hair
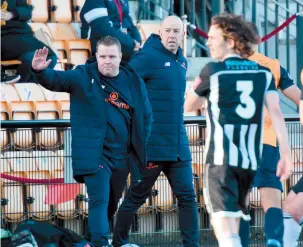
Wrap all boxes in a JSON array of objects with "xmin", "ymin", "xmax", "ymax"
[
  {"xmin": 96, "ymin": 36, "xmax": 121, "ymax": 53},
  {"xmin": 211, "ymin": 14, "xmax": 259, "ymax": 57}
]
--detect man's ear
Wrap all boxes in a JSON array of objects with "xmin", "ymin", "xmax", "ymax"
[
  {"xmin": 120, "ymin": 52, "xmax": 122, "ymax": 59},
  {"xmin": 228, "ymin": 38, "xmax": 235, "ymax": 50}
]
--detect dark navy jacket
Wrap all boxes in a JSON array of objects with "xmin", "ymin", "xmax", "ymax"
[
  {"xmin": 80, "ymin": 0, "xmax": 141, "ymax": 56},
  {"xmin": 33, "ymin": 58, "xmax": 152, "ymax": 182},
  {"xmin": 129, "ymin": 34, "xmax": 191, "ymax": 162}
]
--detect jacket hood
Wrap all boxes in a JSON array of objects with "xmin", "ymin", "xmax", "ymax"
[{"xmin": 142, "ymin": 34, "xmax": 184, "ymax": 59}]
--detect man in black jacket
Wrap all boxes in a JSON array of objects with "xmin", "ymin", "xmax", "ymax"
[
  {"xmin": 80, "ymin": 0, "xmax": 141, "ymax": 61},
  {"xmin": 31, "ymin": 36, "xmax": 152, "ymax": 247},
  {"xmin": 1, "ymin": 0, "xmax": 57, "ymax": 82},
  {"xmin": 112, "ymin": 16, "xmax": 199, "ymax": 247}
]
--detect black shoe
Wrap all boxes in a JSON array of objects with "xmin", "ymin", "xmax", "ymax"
[{"xmin": 1, "ymin": 74, "xmax": 21, "ymax": 84}]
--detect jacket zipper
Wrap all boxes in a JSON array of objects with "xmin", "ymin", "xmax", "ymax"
[{"xmin": 176, "ymin": 59, "xmax": 181, "ymax": 159}]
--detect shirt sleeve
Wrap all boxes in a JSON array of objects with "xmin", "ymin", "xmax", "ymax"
[
  {"xmin": 278, "ymin": 66, "xmax": 294, "ymax": 91},
  {"xmin": 266, "ymin": 75, "xmax": 278, "ymax": 94},
  {"xmin": 194, "ymin": 63, "xmax": 211, "ymax": 97}
]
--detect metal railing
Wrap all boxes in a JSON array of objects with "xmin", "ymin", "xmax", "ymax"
[{"xmin": 1, "ymin": 116, "xmax": 302, "ymax": 246}]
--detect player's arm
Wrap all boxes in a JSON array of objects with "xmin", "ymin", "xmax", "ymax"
[
  {"xmin": 184, "ymin": 64, "xmax": 210, "ymax": 112},
  {"xmin": 265, "ymin": 78, "xmax": 292, "ymax": 180},
  {"xmin": 279, "ymin": 66, "xmax": 300, "ymax": 106}
]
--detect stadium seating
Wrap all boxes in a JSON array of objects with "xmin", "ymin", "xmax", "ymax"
[
  {"xmin": 28, "ymin": 0, "xmax": 49, "ymax": 23},
  {"xmin": 1, "ymin": 101, "xmax": 11, "ymax": 150},
  {"xmin": 50, "ymin": 0, "xmax": 73, "ymax": 23},
  {"xmin": 26, "ymin": 170, "xmax": 53, "ymax": 220},
  {"xmin": 152, "ymin": 173, "xmax": 176, "ymax": 212},
  {"xmin": 1, "ymin": 84, "xmax": 20, "ymax": 101},
  {"xmin": 72, "ymin": 0, "xmax": 85, "ymax": 23},
  {"xmin": 10, "ymin": 101, "xmax": 36, "ymax": 149}
]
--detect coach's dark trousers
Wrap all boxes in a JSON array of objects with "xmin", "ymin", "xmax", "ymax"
[
  {"xmin": 112, "ymin": 160, "xmax": 199, "ymax": 247},
  {"xmin": 83, "ymin": 158, "xmax": 129, "ymax": 247}
]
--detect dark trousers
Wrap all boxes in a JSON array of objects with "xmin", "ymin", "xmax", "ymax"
[
  {"xmin": 112, "ymin": 160, "xmax": 199, "ymax": 247},
  {"xmin": 83, "ymin": 158, "xmax": 129, "ymax": 247},
  {"xmin": 1, "ymin": 33, "xmax": 57, "ymax": 82}
]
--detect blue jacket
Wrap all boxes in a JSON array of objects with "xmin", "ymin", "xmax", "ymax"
[
  {"xmin": 80, "ymin": 0, "xmax": 141, "ymax": 56},
  {"xmin": 33, "ymin": 58, "xmax": 152, "ymax": 182},
  {"xmin": 129, "ymin": 34, "xmax": 191, "ymax": 162}
]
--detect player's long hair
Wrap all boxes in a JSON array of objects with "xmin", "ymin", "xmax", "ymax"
[{"xmin": 211, "ymin": 14, "xmax": 259, "ymax": 58}]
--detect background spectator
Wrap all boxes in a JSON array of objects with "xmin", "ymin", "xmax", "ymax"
[
  {"xmin": 1, "ymin": 0, "xmax": 57, "ymax": 82},
  {"xmin": 80, "ymin": 0, "xmax": 141, "ymax": 61}
]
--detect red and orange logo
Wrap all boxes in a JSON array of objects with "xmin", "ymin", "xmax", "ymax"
[{"xmin": 110, "ymin": 92, "xmax": 118, "ymax": 101}]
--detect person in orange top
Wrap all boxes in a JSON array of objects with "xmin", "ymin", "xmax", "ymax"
[{"xmin": 240, "ymin": 23, "xmax": 301, "ymax": 247}]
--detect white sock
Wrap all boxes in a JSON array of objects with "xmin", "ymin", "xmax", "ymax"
[
  {"xmin": 283, "ymin": 213, "xmax": 302, "ymax": 247},
  {"xmin": 219, "ymin": 234, "xmax": 242, "ymax": 247}
]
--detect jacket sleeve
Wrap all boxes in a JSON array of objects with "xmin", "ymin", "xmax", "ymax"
[
  {"xmin": 139, "ymin": 78, "xmax": 153, "ymax": 145},
  {"xmin": 10, "ymin": 0, "xmax": 32, "ymax": 21},
  {"xmin": 81, "ymin": 0, "xmax": 135, "ymax": 50},
  {"xmin": 32, "ymin": 67, "xmax": 82, "ymax": 94},
  {"xmin": 125, "ymin": 15, "xmax": 142, "ymax": 44},
  {"xmin": 129, "ymin": 51, "xmax": 151, "ymax": 79}
]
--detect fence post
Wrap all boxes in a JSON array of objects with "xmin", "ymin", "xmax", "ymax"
[
  {"xmin": 212, "ymin": 0, "xmax": 224, "ymax": 16},
  {"xmin": 297, "ymin": 14, "xmax": 303, "ymax": 90}
]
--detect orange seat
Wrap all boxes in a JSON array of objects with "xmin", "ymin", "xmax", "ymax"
[
  {"xmin": 72, "ymin": 0, "xmax": 85, "ymax": 23},
  {"xmin": 67, "ymin": 39, "xmax": 91, "ymax": 66},
  {"xmin": 28, "ymin": 0, "xmax": 49, "ymax": 23},
  {"xmin": 14, "ymin": 83, "xmax": 45, "ymax": 101},
  {"xmin": 0, "ymin": 154, "xmax": 12, "ymax": 173},
  {"xmin": 10, "ymin": 101, "xmax": 36, "ymax": 149},
  {"xmin": 34, "ymin": 151, "xmax": 62, "ymax": 171},
  {"xmin": 47, "ymin": 23, "xmax": 78, "ymax": 41},
  {"xmin": 1, "ymin": 102, "xmax": 11, "ymax": 150},
  {"xmin": 58, "ymin": 100, "xmax": 70, "ymax": 119},
  {"xmin": 39, "ymin": 85, "xmax": 70, "ymax": 101},
  {"xmin": 0, "ymin": 84, "xmax": 20, "ymax": 101},
  {"xmin": 50, "ymin": 0, "xmax": 73, "ymax": 23},
  {"xmin": 152, "ymin": 173, "xmax": 176, "ymax": 212},
  {"xmin": 79, "ymin": 184, "xmax": 88, "ymax": 217},
  {"xmin": 5, "ymin": 151, "xmax": 37, "ymax": 172},
  {"xmin": 26, "ymin": 170, "xmax": 54, "ymax": 220},
  {"xmin": 249, "ymin": 187, "xmax": 261, "ymax": 208},
  {"xmin": 0, "ymin": 60, "xmax": 22, "ymax": 66},
  {"xmin": 34, "ymin": 101, "xmax": 61, "ymax": 148},
  {"xmin": 2, "ymin": 184, "xmax": 27, "ymax": 222}
]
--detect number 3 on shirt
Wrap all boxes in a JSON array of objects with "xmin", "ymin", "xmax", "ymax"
[{"xmin": 235, "ymin": 80, "xmax": 256, "ymax": 119}]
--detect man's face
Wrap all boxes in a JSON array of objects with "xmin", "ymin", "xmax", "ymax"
[
  {"xmin": 160, "ymin": 20, "xmax": 183, "ymax": 54},
  {"xmin": 206, "ymin": 25, "xmax": 233, "ymax": 60},
  {"xmin": 96, "ymin": 44, "xmax": 122, "ymax": 77}
]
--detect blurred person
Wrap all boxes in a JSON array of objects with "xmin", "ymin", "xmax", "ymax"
[
  {"xmin": 80, "ymin": 0, "xmax": 142, "ymax": 61},
  {"xmin": 31, "ymin": 36, "xmax": 152, "ymax": 247},
  {"xmin": 236, "ymin": 22, "xmax": 301, "ymax": 247},
  {"xmin": 282, "ymin": 69, "xmax": 303, "ymax": 247},
  {"xmin": 184, "ymin": 14, "xmax": 292, "ymax": 247},
  {"xmin": 112, "ymin": 16, "xmax": 199, "ymax": 247},
  {"xmin": 1, "ymin": 0, "xmax": 57, "ymax": 82}
]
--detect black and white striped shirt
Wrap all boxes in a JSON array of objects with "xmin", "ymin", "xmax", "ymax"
[{"xmin": 194, "ymin": 56, "xmax": 277, "ymax": 170}]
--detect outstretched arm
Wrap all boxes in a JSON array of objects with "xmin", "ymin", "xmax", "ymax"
[{"xmin": 32, "ymin": 47, "xmax": 81, "ymax": 93}]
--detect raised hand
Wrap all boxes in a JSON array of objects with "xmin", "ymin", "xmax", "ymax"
[{"xmin": 32, "ymin": 47, "xmax": 52, "ymax": 71}]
